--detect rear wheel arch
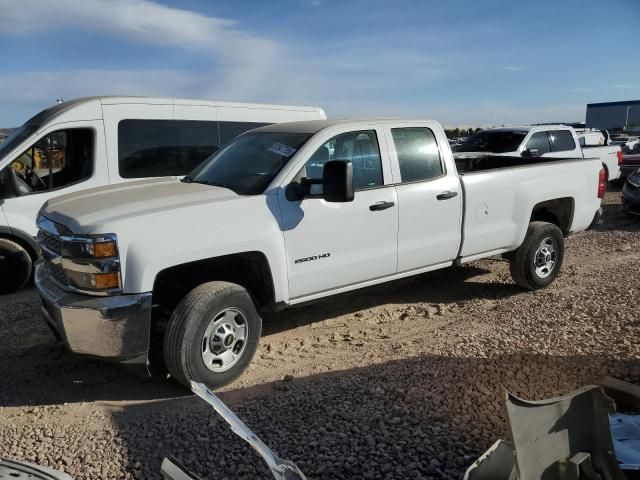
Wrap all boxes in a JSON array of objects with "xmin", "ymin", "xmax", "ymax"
[{"xmin": 529, "ymin": 197, "xmax": 574, "ymax": 236}]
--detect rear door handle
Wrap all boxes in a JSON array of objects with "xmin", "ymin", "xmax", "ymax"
[
  {"xmin": 369, "ymin": 201, "xmax": 395, "ymax": 211},
  {"xmin": 436, "ymin": 191, "xmax": 458, "ymax": 201}
]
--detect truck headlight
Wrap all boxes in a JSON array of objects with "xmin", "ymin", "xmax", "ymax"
[{"xmin": 61, "ymin": 234, "xmax": 122, "ymax": 293}]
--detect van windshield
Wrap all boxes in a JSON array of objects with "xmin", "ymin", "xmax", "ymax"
[
  {"xmin": 456, "ymin": 130, "xmax": 527, "ymax": 153},
  {"xmin": 0, "ymin": 124, "xmax": 40, "ymax": 160},
  {"xmin": 186, "ymin": 131, "xmax": 312, "ymax": 195}
]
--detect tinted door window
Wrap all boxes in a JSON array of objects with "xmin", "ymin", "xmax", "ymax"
[
  {"xmin": 391, "ymin": 127, "xmax": 443, "ymax": 182},
  {"xmin": 6, "ymin": 129, "xmax": 93, "ymax": 194},
  {"xmin": 219, "ymin": 121, "xmax": 268, "ymax": 146},
  {"xmin": 549, "ymin": 130, "xmax": 576, "ymax": 152},
  {"xmin": 118, "ymin": 120, "xmax": 220, "ymax": 178},
  {"xmin": 525, "ymin": 131, "xmax": 552, "ymax": 155},
  {"xmin": 302, "ymin": 130, "xmax": 384, "ymax": 192},
  {"xmin": 456, "ymin": 131, "xmax": 527, "ymax": 153}
]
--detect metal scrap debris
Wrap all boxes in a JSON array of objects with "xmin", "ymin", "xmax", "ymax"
[
  {"xmin": 0, "ymin": 457, "xmax": 74, "ymax": 480},
  {"xmin": 463, "ymin": 439, "xmax": 515, "ymax": 480},
  {"xmin": 465, "ymin": 385, "xmax": 627, "ymax": 480},
  {"xmin": 192, "ymin": 381, "xmax": 306, "ymax": 480}
]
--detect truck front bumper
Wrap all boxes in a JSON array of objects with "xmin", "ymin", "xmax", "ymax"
[{"xmin": 35, "ymin": 261, "xmax": 152, "ymax": 372}]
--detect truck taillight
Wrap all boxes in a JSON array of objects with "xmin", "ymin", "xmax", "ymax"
[
  {"xmin": 598, "ymin": 168, "xmax": 606, "ymax": 198},
  {"xmin": 617, "ymin": 150, "xmax": 623, "ymax": 165}
]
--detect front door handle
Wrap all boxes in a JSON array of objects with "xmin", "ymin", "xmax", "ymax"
[
  {"xmin": 436, "ymin": 191, "xmax": 458, "ymax": 201},
  {"xmin": 369, "ymin": 201, "xmax": 395, "ymax": 211}
]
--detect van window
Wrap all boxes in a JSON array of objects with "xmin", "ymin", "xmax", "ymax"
[
  {"xmin": 549, "ymin": 130, "xmax": 576, "ymax": 152},
  {"xmin": 525, "ymin": 132, "xmax": 552, "ymax": 155},
  {"xmin": 219, "ymin": 121, "xmax": 268, "ymax": 146},
  {"xmin": 7, "ymin": 129, "xmax": 93, "ymax": 194},
  {"xmin": 118, "ymin": 120, "xmax": 271, "ymax": 179},
  {"xmin": 391, "ymin": 127, "xmax": 443, "ymax": 182},
  {"xmin": 118, "ymin": 120, "xmax": 220, "ymax": 178}
]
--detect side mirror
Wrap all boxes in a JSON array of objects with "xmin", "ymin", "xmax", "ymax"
[
  {"xmin": 322, "ymin": 160, "xmax": 354, "ymax": 202},
  {"xmin": 522, "ymin": 148, "xmax": 539, "ymax": 158}
]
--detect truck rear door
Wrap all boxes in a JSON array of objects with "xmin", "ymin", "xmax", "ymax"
[{"xmin": 383, "ymin": 123, "xmax": 462, "ymax": 272}]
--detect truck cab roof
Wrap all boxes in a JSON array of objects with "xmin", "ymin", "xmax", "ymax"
[{"xmin": 251, "ymin": 118, "xmax": 439, "ymax": 135}]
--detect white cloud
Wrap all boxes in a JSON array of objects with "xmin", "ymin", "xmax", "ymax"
[
  {"xmin": 614, "ymin": 84, "xmax": 640, "ymax": 89},
  {"xmin": 0, "ymin": 0, "xmax": 278, "ymax": 73},
  {"xmin": 2, "ymin": 0, "xmax": 235, "ymax": 48},
  {"xmin": 0, "ymin": 0, "xmax": 285, "ymax": 116},
  {"xmin": 502, "ymin": 66, "xmax": 526, "ymax": 72}
]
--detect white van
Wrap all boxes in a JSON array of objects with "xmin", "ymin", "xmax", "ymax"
[{"xmin": 0, "ymin": 96, "xmax": 326, "ymax": 293}]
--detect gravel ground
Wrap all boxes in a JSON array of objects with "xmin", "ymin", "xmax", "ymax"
[{"xmin": 0, "ymin": 189, "xmax": 639, "ymax": 479}]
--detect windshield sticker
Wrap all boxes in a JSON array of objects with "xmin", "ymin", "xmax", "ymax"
[{"xmin": 268, "ymin": 143, "xmax": 297, "ymax": 158}]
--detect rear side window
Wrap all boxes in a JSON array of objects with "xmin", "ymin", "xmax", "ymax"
[
  {"xmin": 391, "ymin": 127, "xmax": 443, "ymax": 182},
  {"xmin": 118, "ymin": 120, "xmax": 219, "ymax": 178},
  {"xmin": 549, "ymin": 130, "xmax": 576, "ymax": 152},
  {"xmin": 525, "ymin": 132, "xmax": 552, "ymax": 155}
]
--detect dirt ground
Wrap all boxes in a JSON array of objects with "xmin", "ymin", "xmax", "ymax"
[{"xmin": 0, "ymin": 189, "xmax": 639, "ymax": 479}]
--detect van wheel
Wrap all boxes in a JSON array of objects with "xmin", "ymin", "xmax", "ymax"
[
  {"xmin": 509, "ymin": 222, "xmax": 564, "ymax": 290},
  {"xmin": 163, "ymin": 281, "xmax": 262, "ymax": 389},
  {"xmin": 0, "ymin": 239, "xmax": 32, "ymax": 294}
]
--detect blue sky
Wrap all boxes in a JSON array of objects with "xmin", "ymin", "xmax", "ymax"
[{"xmin": 1, "ymin": 0, "xmax": 639, "ymax": 127}]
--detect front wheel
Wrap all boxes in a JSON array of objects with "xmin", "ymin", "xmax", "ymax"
[
  {"xmin": 0, "ymin": 238, "xmax": 32, "ymax": 294},
  {"xmin": 509, "ymin": 222, "xmax": 565, "ymax": 290},
  {"xmin": 163, "ymin": 281, "xmax": 262, "ymax": 389}
]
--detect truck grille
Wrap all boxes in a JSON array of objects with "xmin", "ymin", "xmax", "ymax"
[{"xmin": 37, "ymin": 230, "xmax": 63, "ymax": 256}]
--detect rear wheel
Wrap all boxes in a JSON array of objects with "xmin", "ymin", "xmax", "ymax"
[
  {"xmin": 163, "ymin": 281, "xmax": 262, "ymax": 389},
  {"xmin": 509, "ymin": 222, "xmax": 564, "ymax": 290},
  {"xmin": 0, "ymin": 238, "xmax": 32, "ymax": 294}
]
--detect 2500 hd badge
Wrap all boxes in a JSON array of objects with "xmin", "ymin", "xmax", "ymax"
[{"xmin": 294, "ymin": 252, "xmax": 331, "ymax": 264}]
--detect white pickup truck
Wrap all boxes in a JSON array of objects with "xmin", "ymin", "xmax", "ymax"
[
  {"xmin": 455, "ymin": 125, "xmax": 622, "ymax": 182},
  {"xmin": 34, "ymin": 119, "xmax": 605, "ymax": 388}
]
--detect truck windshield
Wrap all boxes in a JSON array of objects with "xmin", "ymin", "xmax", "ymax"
[
  {"xmin": 456, "ymin": 131, "xmax": 527, "ymax": 153},
  {"xmin": 186, "ymin": 131, "xmax": 312, "ymax": 195}
]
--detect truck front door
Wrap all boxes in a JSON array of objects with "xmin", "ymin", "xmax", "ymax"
[{"xmin": 278, "ymin": 126, "xmax": 398, "ymax": 300}]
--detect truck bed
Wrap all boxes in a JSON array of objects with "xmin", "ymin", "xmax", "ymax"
[
  {"xmin": 454, "ymin": 154, "xmax": 578, "ymax": 174},
  {"xmin": 457, "ymin": 156, "xmax": 602, "ymax": 260}
]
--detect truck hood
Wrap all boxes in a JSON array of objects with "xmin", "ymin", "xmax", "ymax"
[{"xmin": 41, "ymin": 178, "xmax": 238, "ymax": 233}]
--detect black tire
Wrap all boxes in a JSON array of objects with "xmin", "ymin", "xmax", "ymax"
[
  {"xmin": 0, "ymin": 238, "xmax": 32, "ymax": 294},
  {"xmin": 163, "ymin": 281, "xmax": 261, "ymax": 389},
  {"xmin": 509, "ymin": 221, "xmax": 564, "ymax": 290}
]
